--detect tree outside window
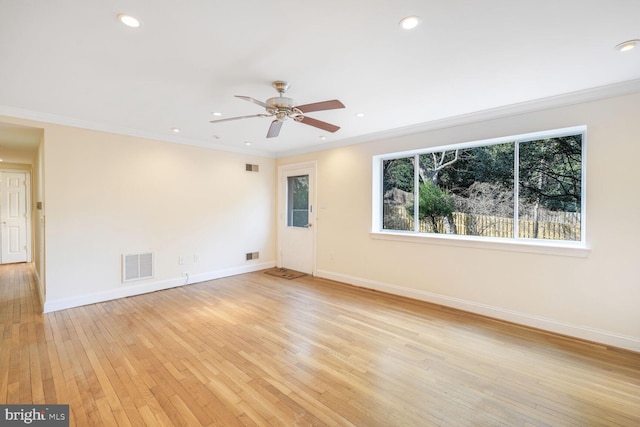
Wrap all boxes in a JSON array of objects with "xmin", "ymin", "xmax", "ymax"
[{"xmin": 381, "ymin": 131, "xmax": 583, "ymax": 242}]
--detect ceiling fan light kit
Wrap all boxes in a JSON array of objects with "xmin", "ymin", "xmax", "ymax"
[{"xmin": 210, "ymin": 81, "xmax": 345, "ymax": 138}]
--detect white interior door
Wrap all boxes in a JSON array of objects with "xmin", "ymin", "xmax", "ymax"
[
  {"xmin": 1, "ymin": 171, "xmax": 28, "ymax": 264},
  {"xmin": 278, "ymin": 162, "xmax": 316, "ymax": 275}
]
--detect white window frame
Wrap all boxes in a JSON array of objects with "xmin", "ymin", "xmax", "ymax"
[{"xmin": 371, "ymin": 126, "xmax": 590, "ymax": 258}]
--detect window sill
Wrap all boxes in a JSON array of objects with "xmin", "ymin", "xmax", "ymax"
[{"xmin": 370, "ymin": 230, "xmax": 591, "ymax": 258}]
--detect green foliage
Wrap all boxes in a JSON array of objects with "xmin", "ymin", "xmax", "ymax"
[
  {"xmin": 289, "ymin": 175, "xmax": 309, "ymax": 209},
  {"xmin": 518, "ymin": 136, "xmax": 582, "ymax": 212},
  {"xmin": 464, "ymin": 144, "xmax": 514, "ymax": 190},
  {"xmin": 418, "ymin": 151, "xmax": 461, "ymax": 186},
  {"xmin": 383, "ymin": 158, "xmax": 414, "ymax": 193},
  {"xmin": 383, "ymin": 133, "xmax": 583, "ymax": 237},
  {"xmin": 420, "ymin": 137, "xmax": 581, "ymax": 213},
  {"xmin": 408, "ymin": 181, "xmax": 454, "ymax": 233},
  {"xmin": 423, "ymin": 144, "xmax": 514, "ymax": 193}
]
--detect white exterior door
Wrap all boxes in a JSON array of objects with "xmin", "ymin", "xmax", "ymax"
[
  {"xmin": 1, "ymin": 171, "xmax": 28, "ymax": 264},
  {"xmin": 278, "ymin": 162, "xmax": 316, "ymax": 275}
]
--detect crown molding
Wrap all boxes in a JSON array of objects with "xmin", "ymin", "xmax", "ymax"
[
  {"xmin": 276, "ymin": 78, "xmax": 640, "ymax": 158},
  {"xmin": 2, "ymin": 78, "xmax": 640, "ymax": 160},
  {"xmin": 0, "ymin": 106, "xmax": 277, "ymax": 158}
]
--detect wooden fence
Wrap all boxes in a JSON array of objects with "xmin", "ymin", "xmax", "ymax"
[{"xmin": 383, "ymin": 205, "xmax": 580, "ymax": 241}]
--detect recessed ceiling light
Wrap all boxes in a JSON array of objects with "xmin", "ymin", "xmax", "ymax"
[
  {"xmin": 319, "ymin": 136, "xmax": 327, "ymax": 140},
  {"xmin": 212, "ymin": 112, "xmax": 222, "ymax": 117},
  {"xmin": 616, "ymin": 39, "xmax": 639, "ymax": 52},
  {"xmin": 399, "ymin": 16, "xmax": 420, "ymax": 30},
  {"xmin": 117, "ymin": 14, "xmax": 141, "ymax": 28},
  {"xmin": 355, "ymin": 112, "xmax": 365, "ymax": 117},
  {"xmin": 244, "ymin": 141, "xmax": 252, "ymax": 146},
  {"xmin": 171, "ymin": 128, "xmax": 180, "ymax": 133}
]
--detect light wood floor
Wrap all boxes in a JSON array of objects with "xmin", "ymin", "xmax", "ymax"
[{"xmin": 1, "ymin": 263, "xmax": 640, "ymax": 426}]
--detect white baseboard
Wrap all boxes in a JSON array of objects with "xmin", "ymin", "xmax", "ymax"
[
  {"xmin": 30, "ymin": 263, "xmax": 45, "ymax": 311},
  {"xmin": 316, "ymin": 269, "xmax": 640, "ymax": 353},
  {"xmin": 43, "ymin": 261, "xmax": 275, "ymax": 313}
]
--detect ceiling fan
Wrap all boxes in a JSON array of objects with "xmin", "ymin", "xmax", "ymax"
[{"xmin": 210, "ymin": 81, "xmax": 345, "ymax": 138}]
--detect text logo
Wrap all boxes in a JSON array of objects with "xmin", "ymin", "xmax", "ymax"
[{"xmin": 1, "ymin": 405, "xmax": 69, "ymax": 426}]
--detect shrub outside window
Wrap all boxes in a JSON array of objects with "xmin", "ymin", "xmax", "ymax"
[{"xmin": 378, "ymin": 127, "xmax": 585, "ymax": 244}]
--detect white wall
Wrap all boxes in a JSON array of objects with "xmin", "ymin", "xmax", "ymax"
[
  {"xmin": 1, "ymin": 91, "xmax": 638, "ymax": 351},
  {"xmin": 279, "ymin": 91, "xmax": 640, "ymax": 352},
  {"xmin": 40, "ymin": 124, "xmax": 277, "ymax": 311},
  {"xmin": 34, "ymin": 134, "xmax": 46, "ymax": 306}
]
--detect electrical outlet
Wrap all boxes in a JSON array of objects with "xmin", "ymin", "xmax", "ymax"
[
  {"xmin": 194, "ymin": 254, "xmax": 199, "ymax": 263},
  {"xmin": 178, "ymin": 256, "xmax": 184, "ymax": 265}
]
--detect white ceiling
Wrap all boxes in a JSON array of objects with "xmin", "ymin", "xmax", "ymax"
[{"xmin": 0, "ymin": 0, "xmax": 639, "ymax": 159}]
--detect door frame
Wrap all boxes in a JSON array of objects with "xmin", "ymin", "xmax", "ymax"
[
  {"xmin": 277, "ymin": 161, "xmax": 317, "ymax": 275},
  {"xmin": 0, "ymin": 169, "xmax": 32, "ymax": 264}
]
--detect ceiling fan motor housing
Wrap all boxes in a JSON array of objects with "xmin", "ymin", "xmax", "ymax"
[{"xmin": 266, "ymin": 96, "xmax": 296, "ymax": 116}]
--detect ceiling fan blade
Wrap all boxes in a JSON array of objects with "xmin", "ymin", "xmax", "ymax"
[
  {"xmin": 235, "ymin": 95, "xmax": 269, "ymax": 109},
  {"xmin": 267, "ymin": 120, "xmax": 283, "ymax": 138},
  {"xmin": 210, "ymin": 114, "xmax": 270, "ymax": 123},
  {"xmin": 297, "ymin": 116, "xmax": 340, "ymax": 133},
  {"xmin": 296, "ymin": 99, "xmax": 345, "ymax": 113}
]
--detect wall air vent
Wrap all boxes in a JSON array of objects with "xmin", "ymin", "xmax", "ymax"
[
  {"xmin": 122, "ymin": 252, "xmax": 154, "ymax": 282},
  {"xmin": 246, "ymin": 164, "xmax": 259, "ymax": 172}
]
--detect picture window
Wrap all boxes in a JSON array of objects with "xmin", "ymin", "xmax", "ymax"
[{"xmin": 374, "ymin": 127, "xmax": 585, "ymax": 245}]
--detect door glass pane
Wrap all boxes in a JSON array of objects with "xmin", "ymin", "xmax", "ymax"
[{"xmin": 287, "ymin": 175, "xmax": 309, "ymax": 227}]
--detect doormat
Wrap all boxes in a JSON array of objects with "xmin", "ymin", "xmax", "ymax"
[{"xmin": 264, "ymin": 267, "xmax": 307, "ymax": 280}]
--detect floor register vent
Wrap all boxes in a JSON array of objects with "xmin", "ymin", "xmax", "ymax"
[{"xmin": 122, "ymin": 252, "xmax": 154, "ymax": 282}]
